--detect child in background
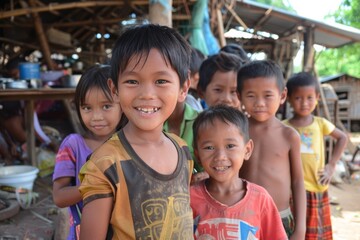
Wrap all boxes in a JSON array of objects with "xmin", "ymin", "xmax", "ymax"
[
  {"xmin": 197, "ymin": 51, "xmax": 242, "ymax": 109},
  {"xmin": 185, "ymin": 47, "xmax": 206, "ymax": 112},
  {"xmin": 284, "ymin": 72, "xmax": 348, "ymax": 239},
  {"xmin": 164, "ymin": 47, "xmax": 205, "ymax": 175},
  {"xmin": 52, "ymin": 65, "xmax": 123, "ymax": 240},
  {"xmin": 191, "ymin": 105, "xmax": 287, "ymax": 239},
  {"xmin": 79, "ymin": 24, "xmax": 194, "ymax": 239},
  {"xmin": 237, "ymin": 60, "xmax": 306, "ymax": 239}
]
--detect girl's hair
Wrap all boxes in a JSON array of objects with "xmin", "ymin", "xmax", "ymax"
[
  {"xmin": 286, "ymin": 72, "xmax": 320, "ymax": 96},
  {"xmin": 190, "ymin": 47, "xmax": 206, "ymax": 77},
  {"xmin": 193, "ymin": 105, "xmax": 250, "ymax": 149},
  {"xmin": 110, "ymin": 24, "xmax": 191, "ymax": 89},
  {"xmin": 237, "ymin": 60, "xmax": 285, "ymax": 92},
  {"xmin": 197, "ymin": 52, "xmax": 242, "ymax": 93},
  {"xmin": 74, "ymin": 65, "xmax": 121, "ymax": 132}
]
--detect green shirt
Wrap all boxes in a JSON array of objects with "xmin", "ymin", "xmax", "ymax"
[{"xmin": 164, "ymin": 103, "xmax": 203, "ymax": 172}]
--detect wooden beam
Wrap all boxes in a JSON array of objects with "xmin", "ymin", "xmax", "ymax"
[
  {"xmin": 0, "ymin": 1, "xmax": 149, "ymax": 19},
  {"xmin": 224, "ymin": 3, "xmax": 248, "ymax": 30},
  {"xmin": 253, "ymin": 7, "xmax": 272, "ymax": 32}
]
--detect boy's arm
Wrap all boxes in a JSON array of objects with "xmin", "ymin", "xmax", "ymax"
[
  {"xmin": 319, "ymin": 128, "xmax": 348, "ymax": 185},
  {"xmin": 80, "ymin": 198, "xmax": 113, "ymax": 240},
  {"xmin": 288, "ymin": 128, "xmax": 306, "ymax": 240}
]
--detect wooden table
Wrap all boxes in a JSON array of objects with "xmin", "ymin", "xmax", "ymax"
[{"xmin": 0, "ymin": 88, "xmax": 76, "ymax": 167}]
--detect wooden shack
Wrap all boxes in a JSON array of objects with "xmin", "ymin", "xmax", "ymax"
[{"xmin": 320, "ymin": 74, "xmax": 360, "ymax": 132}]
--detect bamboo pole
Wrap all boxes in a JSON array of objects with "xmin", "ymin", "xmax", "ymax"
[{"xmin": 29, "ymin": 0, "xmax": 54, "ymax": 70}]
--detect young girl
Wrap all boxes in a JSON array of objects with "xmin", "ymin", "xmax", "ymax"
[
  {"xmin": 52, "ymin": 65, "xmax": 122, "ymax": 240},
  {"xmin": 284, "ymin": 72, "xmax": 348, "ymax": 239}
]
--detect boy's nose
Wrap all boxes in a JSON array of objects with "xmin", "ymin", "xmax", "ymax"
[
  {"xmin": 214, "ymin": 149, "xmax": 227, "ymax": 161},
  {"xmin": 255, "ymin": 97, "xmax": 265, "ymax": 106},
  {"xmin": 139, "ymin": 83, "xmax": 156, "ymax": 99}
]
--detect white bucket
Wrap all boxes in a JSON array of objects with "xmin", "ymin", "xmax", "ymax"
[{"xmin": 0, "ymin": 166, "xmax": 39, "ymax": 190}]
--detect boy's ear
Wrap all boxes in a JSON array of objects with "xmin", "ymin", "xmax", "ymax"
[
  {"xmin": 178, "ymin": 79, "xmax": 190, "ymax": 102},
  {"xmin": 244, "ymin": 139, "xmax": 254, "ymax": 161},
  {"xmin": 108, "ymin": 78, "xmax": 119, "ymax": 102},
  {"xmin": 280, "ymin": 87, "xmax": 288, "ymax": 104}
]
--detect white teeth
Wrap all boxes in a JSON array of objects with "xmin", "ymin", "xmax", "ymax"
[
  {"xmin": 214, "ymin": 166, "xmax": 229, "ymax": 171},
  {"xmin": 136, "ymin": 107, "xmax": 159, "ymax": 113}
]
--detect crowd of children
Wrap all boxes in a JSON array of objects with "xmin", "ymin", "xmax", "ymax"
[{"xmin": 48, "ymin": 24, "xmax": 347, "ymax": 239}]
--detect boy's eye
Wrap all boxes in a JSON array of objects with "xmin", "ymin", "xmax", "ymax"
[
  {"xmin": 203, "ymin": 146, "xmax": 215, "ymax": 150},
  {"xmin": 227, "ymin": 144, "xmax": 236, "ymax": 149},
  {"xmin": 156, "ymin": 79, "xmax": 168, "ymax": 84},
  {"xmin": 125, "ymin": 79, "xmax": 138, "ymax": 84}
]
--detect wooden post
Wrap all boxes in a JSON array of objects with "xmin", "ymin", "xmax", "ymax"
[
  {"xmin": 29, "ymin": 0, "xmax": 54, "ymax": 70},
  {"xmin": 149, "ymin": 0, "xmax": 173, "ymax": 27},
  {"xmin": 216, "ymin": 7, "xmax": 226, "ymax": 47},
  {"xmin": 303, "ymin": 26, "xmax": 314, "ymax": 73}
]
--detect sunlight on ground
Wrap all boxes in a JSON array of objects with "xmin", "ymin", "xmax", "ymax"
[{"xmin": 332, "ymin": 211, "xmax": 360, "ymax": 240}]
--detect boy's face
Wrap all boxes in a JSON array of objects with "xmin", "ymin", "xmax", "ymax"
[
  {"xmin": 288, "ymin": 86, "xmax": 319, "ymax": 117},
  {"xmin": 80, "ymin": 86, "xmax": 122, "ymax": 138},
  {"xmin": 200, "ymin": 71, "xmax": 240, "ymax": 109},
  {"xmin": 112, "ymin": 49, "xmax": 188, "ymax": 132},
  {"xmin": 239, "ymin": 76, "xmax": 287, "ymax": 122},
  {"xmin": 195, "ymin": 119, "xmax": 253, "ymax": 183}
]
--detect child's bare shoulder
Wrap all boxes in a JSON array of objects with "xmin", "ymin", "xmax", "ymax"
[{"xmin": 281, "ymin": 122, "xmax": 300, "ymax": 141}]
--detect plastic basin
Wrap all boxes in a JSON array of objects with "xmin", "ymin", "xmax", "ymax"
[{"xmin": 0, "ymin": 166, "xmax": 39, "ymax": 190}]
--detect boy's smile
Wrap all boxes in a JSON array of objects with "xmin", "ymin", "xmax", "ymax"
[
  {"xmin": 195, "ymin": 119, "xmax": 252, "ymax": 183},
  {"xmin": 115, "ymin": 49, "xmax": 187, "ymax": 133}
]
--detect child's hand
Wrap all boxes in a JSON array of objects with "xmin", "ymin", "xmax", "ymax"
[
  {"xmin": 318, "ymin": 163, "xmax": 336, "ymax": 185},
  {"xmin": 191, "ymin": 171, "xmax": 209, "ymax": 185}
]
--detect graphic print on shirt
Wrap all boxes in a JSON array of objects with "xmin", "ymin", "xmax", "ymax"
[
  {"xmin": 300, "ymin": 131, "xmax": 314, "ymax": 154},
  {"xmin": 195, "ymin": 218, "xmax": 258, "ymax": 240}
]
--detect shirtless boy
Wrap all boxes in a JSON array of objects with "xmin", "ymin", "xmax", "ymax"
[{"xmin": 237, "ymin": 60, "xmax": 306, "ymax": 239}]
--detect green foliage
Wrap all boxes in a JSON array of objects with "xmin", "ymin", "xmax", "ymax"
[{"xmin": 316, "ymin": 0, "xmax": 360, "ymax": 78}]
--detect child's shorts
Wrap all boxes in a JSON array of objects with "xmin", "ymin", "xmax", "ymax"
[{"xmin": 280, "ymin": 207, "xmax": 295, "ymax": 238}]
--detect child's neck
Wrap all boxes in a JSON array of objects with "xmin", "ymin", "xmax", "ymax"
[
  {"xmin": 205, "ymin": 178, "xmax": 246, "ymax": 206},
  {"xmin": 249, "ymin": 116, "xmax": 278, "ymax": 128},
  {"xmin": 289, "ymin": 114, "xmax": 314, "ymax": 127},
  {"xmin": 123, "ymin": 123, "xmax": 165, "ymax": 146},
  {"xmin": 85, "ymin": 132, "xmax": 114, "ymax": 151}
]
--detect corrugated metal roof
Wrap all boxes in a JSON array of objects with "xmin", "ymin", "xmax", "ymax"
[{"xmin": 233, "ymin": 0, "xmax": 360, "ymax": 48}]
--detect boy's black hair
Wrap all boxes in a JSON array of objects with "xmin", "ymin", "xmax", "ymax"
[
  {"xmin": 198, "ymin": 52, "xmax": 242, "ymax": 93},
  {"xmin": 286, "ymin": 71, "xmax": 320, "ymax": 96},
  {"xmin": 110, "ymin": 24, "xmax": 191, "ymax": 88},
  {"xmin": 220, "ymin": 43, "xmax": 250, "ymax": 64},
  {"xmin": 193, "ymin": 105, "xmax": 249, "ymax": 149},
  {"xmin": 190, "ymin": 47, "xmax": 206, "ymax": 77},
  {"xmin": 237, "ymin": 60, "xmax": 285, "ymax": 92},
  {"xmin": 74, "ymin": 65, "xmax": 124, "ymax": 132}
]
